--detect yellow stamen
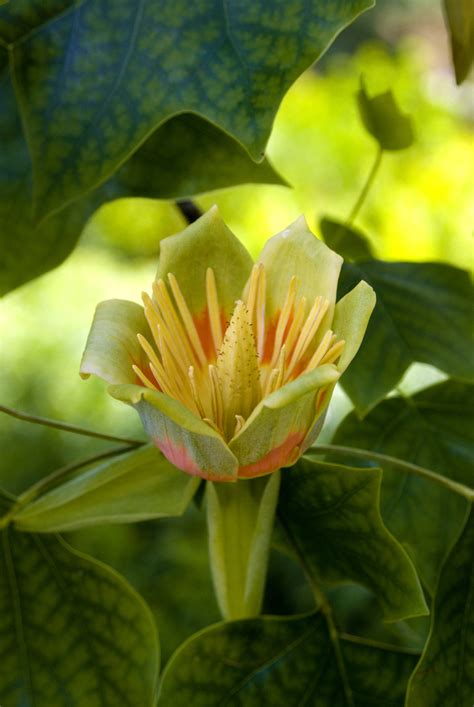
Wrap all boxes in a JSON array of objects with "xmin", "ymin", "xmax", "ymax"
[
  {"xmin": 270, "ymin": 275, "xmax": 297, "ymax": 368},
  {"xmin": 206, "ymin": 267, "xmax": 223, "ymax": 353},
  {"xmin": 320, "ymin": 339, "xmax": 346, "ymax": 365},
  {"xmin": 208, "ymin": 364, "xmax": 224, "ymax": 432},
  {"xmin": 305, "ymin": 329, "xmax": 334, "ymax": 372},
  {"xmin": 132, "ymin": 364, "xmax": 157, "ymax": 391},
  {"xmin": 168, "ymin": 273, "xmax": 207, "ymax": 367},
  {"xmin": 148, "ymin": 285, "xmax": 197, "ymax": 370},
  {"xmin": 255, "ymin": 264, "xmax": 266, "ymax": 359}
]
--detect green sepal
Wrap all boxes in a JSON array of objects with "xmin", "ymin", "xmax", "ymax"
[
  {"xmin": 12, "ymin": 445, "xmax": 200, "ymax": 532},
  {"xmin": 257, "ymin": 215, "xmax": 343, "ymax": 331},
  {"xmin": 229, "ymin": 364, "xmax": 340, "ymax": 477},
  {"xmin": 156, "ymin": 206, "xmax": 253, "ymax": 317},
  {"xmin": 206, "ymin": 471, "xmax": 280, "ymax": 620},
  {"xmin": 110, "ymin": 384, "xmax": 238, "ymax": 481},
  {"xmin": 80, "ymin": 298, "xmax": 150, "ymax": 385}
]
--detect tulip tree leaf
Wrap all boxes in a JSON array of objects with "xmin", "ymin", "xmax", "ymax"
[
  {"xmin": 407, "ymin": 504, "xmax": 474, "ymax": 707},
  {"xmin": 357, "ymin": 79, "xmax": 414, "ymax": 151},
  {"xmin": 0, "ymin": 60, "xmax": 281, "ymax": 296},
  {"xmin": 443, "ymin": 0, "xmax": 474, "ymax": 84},
  {"xmin": 0, "ymin": 0, "xmax": 372, "ymax": 225},
  {"xmin": 116, "ymin": 113, "xmax": 286, "ymax": 199},
  {"xmin": 12, "ymin": 445, "xmax": 200, "ymax": 533},
  {"xmin": 0, "ymin": 526, "xmax": 159, "ymax": 707},
  {"xmin": 331, "ymin": 380, "xmax": 474, "ymax": 593},
  {"xmin": 338, "ymin": 260, "xmax": 474, "ymax": 415},
  {"xmin": 320, "ymin": 217, "xmax": 374, "ymax": 261},
  {"xmin": 278, "ymin": 458, "xmax": 428, "ymax": 622},
  {"xmin": 158, "ymin": 612, "xmax": 419, "ymax": 706}
]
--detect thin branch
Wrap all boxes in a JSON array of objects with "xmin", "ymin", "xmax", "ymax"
[
  {"xmin": 346, "ymin": 145, "xmax": 383, "ymax": 225},
  {"xmin": 311, "ymin": 444, "xmax": 474, "ymax": 501},
  {"xmin": 175, "ymin": 199, "xmax": 203, "ymax": 224},
  {"xmin": 0, "ymin": 404, "xmax": 144, "ymax": 446}
]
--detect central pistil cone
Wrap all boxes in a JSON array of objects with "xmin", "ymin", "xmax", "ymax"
[{"xmin": 133, "ymin": 263, "xmax": 345, "ymax": 442}]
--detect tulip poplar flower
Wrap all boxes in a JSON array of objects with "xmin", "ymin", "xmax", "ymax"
[{"xmin": 80, "ymin": 206, "xmax": 375, "ymax": 619}]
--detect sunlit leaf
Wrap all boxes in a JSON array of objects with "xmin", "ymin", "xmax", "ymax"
[
  {"xmin": 320, "ymin": 217, "xmax": 374, "ymax": 261},
  {"xmin": 278, "ymin": 457, "xmax": 428, "ymax": 622},
  {"xmin": 0, "ymin": 526, "xmax": 159, "ymax": 706},
  {"xmin": 331, "ymin": 380, "xmax": 473, "ymax": 592},
  {"xmin": 407, "ymin": 504, "xmax": 474, "ymax": 707},
  {"xmin": 12, "ymin": 445, "xmax": 199, "ymax": 532},
  {"xmin": 338, "ymin": 260, "xmax": 474, "ymax": 414},
  {"xmin": 443, "ymin": 0, "xmax": 474, "ymax": 84},
  {"xmin": 0, "ymin": 0, "xmax": 372, "ymax": 227},
  {"xmin": 158, "ymin": 612, "xmax": 419, "ymax": 705},
  {"xmin": 357, "ymin": 79, "xmax": 414, "ymax": 150}
]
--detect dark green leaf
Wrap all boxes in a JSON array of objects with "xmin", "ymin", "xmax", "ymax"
[
  {"xmin": 12, "ymin": 445, "xmax": 200, "ymax": 532},
  {"xmin": 278, "ymin": 458, "xmax": 427, "ymax": 622},
  {"xmin": 338, "ymin": 260, "xmax": 474, "ymax": 414},
  {"xmin": 331, "ymin": 381, "xmax": 473, "ymax": 593},
  {"xmin": 158, "ymin": 613, "xmax": 418, "ymax": 706},
  {"xmin": 443, "ymin": 0, "xmax": 474, "ymax": 84},
  {"xmin": 407, "ymin": 504, "xmax": 474, "ymax": 707},
  {"xmin": 0, "ymin": 61, "xmax": 281, "ymax": 296},
  {"xmin": 0, "ymin": 528, "xmax": 159, "ymax": 706},
  {"xmin": 0, "ymin": 0, "xmax": 372, "ymax": 223},
  {"xmin": 320, "ymin": 217, "xmax": 374, "ymax": 261},
  {"xmin": 357, "ymin": 79, "xmax": 414, "ymax": 150},
  {"xmin": 116, "ymin": 114, "xmax": 286, "ymax": 199}
]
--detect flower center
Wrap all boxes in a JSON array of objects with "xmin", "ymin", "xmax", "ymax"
[{"xmin": 133, "ymin": 265, "xmax": 345, "ymax": 440}]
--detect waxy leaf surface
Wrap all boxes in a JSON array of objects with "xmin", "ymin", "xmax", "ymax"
[
  {"xmin": 159, "ymin": 612, "xmax": 419, "ymax": 705},
  {"xmin": 332, "ymin": 380, "xmax": 474, "ymax": 592},
  {"xmin": 278, "ymin": 457, "xmax": 427, "ymax": 622},
  {"xmin": 407, "ymin": 504, "xmax": 474, "ymax": 707},
  {"xmin": 338, "ymin": 261, "xmax": 474, "ymax": 414},
  {"xmin": 0, "ymin": 0, "xmax": 372, "ymax": 294},
  {"xmin": 0, "ymin": 526, "xmax": 159, "ymax": 706}
]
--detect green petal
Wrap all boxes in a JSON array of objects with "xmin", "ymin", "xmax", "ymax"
[
  {"xmin": 156, "ymin": 205, "xmax": 253, "ymax": 317},
  {"xmin": 332, "ymin": 280, "xmax": 376, "ymax": 373},
  {"xmin": 229, "ymin": 364, "xmax": 340, "ymax": 478},
  {"xmin": 80, "ymin": 299, "xmax": 150, "ymax": 385},
  {"xmin": 257, "ymin": 216, "xmax": 343, "ymax": 327},
  {"xmin": 109, "ymin": 384, "xmax": 238, "ymax": 482}
]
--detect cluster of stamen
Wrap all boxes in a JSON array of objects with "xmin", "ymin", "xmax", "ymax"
[{"xmin": 133, "ymin": 265, "xmax": 345, "ymax": 440}]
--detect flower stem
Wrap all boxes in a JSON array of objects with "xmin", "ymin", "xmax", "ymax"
[
  {"xmin": 0, "ymin": 404, "xmax": 144, "ymax": 446},
  {"xmin": 206, "ymin": 472, "xmax": 280, "ymax": 620},
  {"xmin": 312, "ymin": 444, "xmax": 474, "ymax": 501},
  {"xmin": 346, "ymin": 145, "xmax": 383, "ymax": 225}
]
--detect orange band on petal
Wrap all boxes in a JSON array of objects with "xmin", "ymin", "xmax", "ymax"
[{"xmin": 237, "ymin": 431, "xmax": 304, "ymax": 478}]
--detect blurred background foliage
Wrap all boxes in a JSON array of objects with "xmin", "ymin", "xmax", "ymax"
[{"xmin": 0, "ymin": 0, "xmax": 471, "ymax": 662}]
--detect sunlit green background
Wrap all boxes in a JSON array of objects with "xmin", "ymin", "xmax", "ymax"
[{"xmin": 1, "ymin": 0, "xmax": 472, "ymax": 661}]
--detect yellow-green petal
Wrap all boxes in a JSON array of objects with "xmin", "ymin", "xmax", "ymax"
[
  {"xmin": 80, "ymin": 299, "xmax": 150, "ymax": 385},
  {"xmin": 109, "ymin": 384, "xmax": 238, "ymax": 482},
  {"xmin": 257, "ymin": 216, "xmax": 343, "ymax": 328},
  {"xmin": 229, "ymin": 364, "xmax": 340, "ymax": 478},
  {"xmin": 156, "ymin": 206, "xmax": 253, "ymax": 317},
  {"xmin": 332, "ymin": 280, "xmax": 376, "ymax": 374}
]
